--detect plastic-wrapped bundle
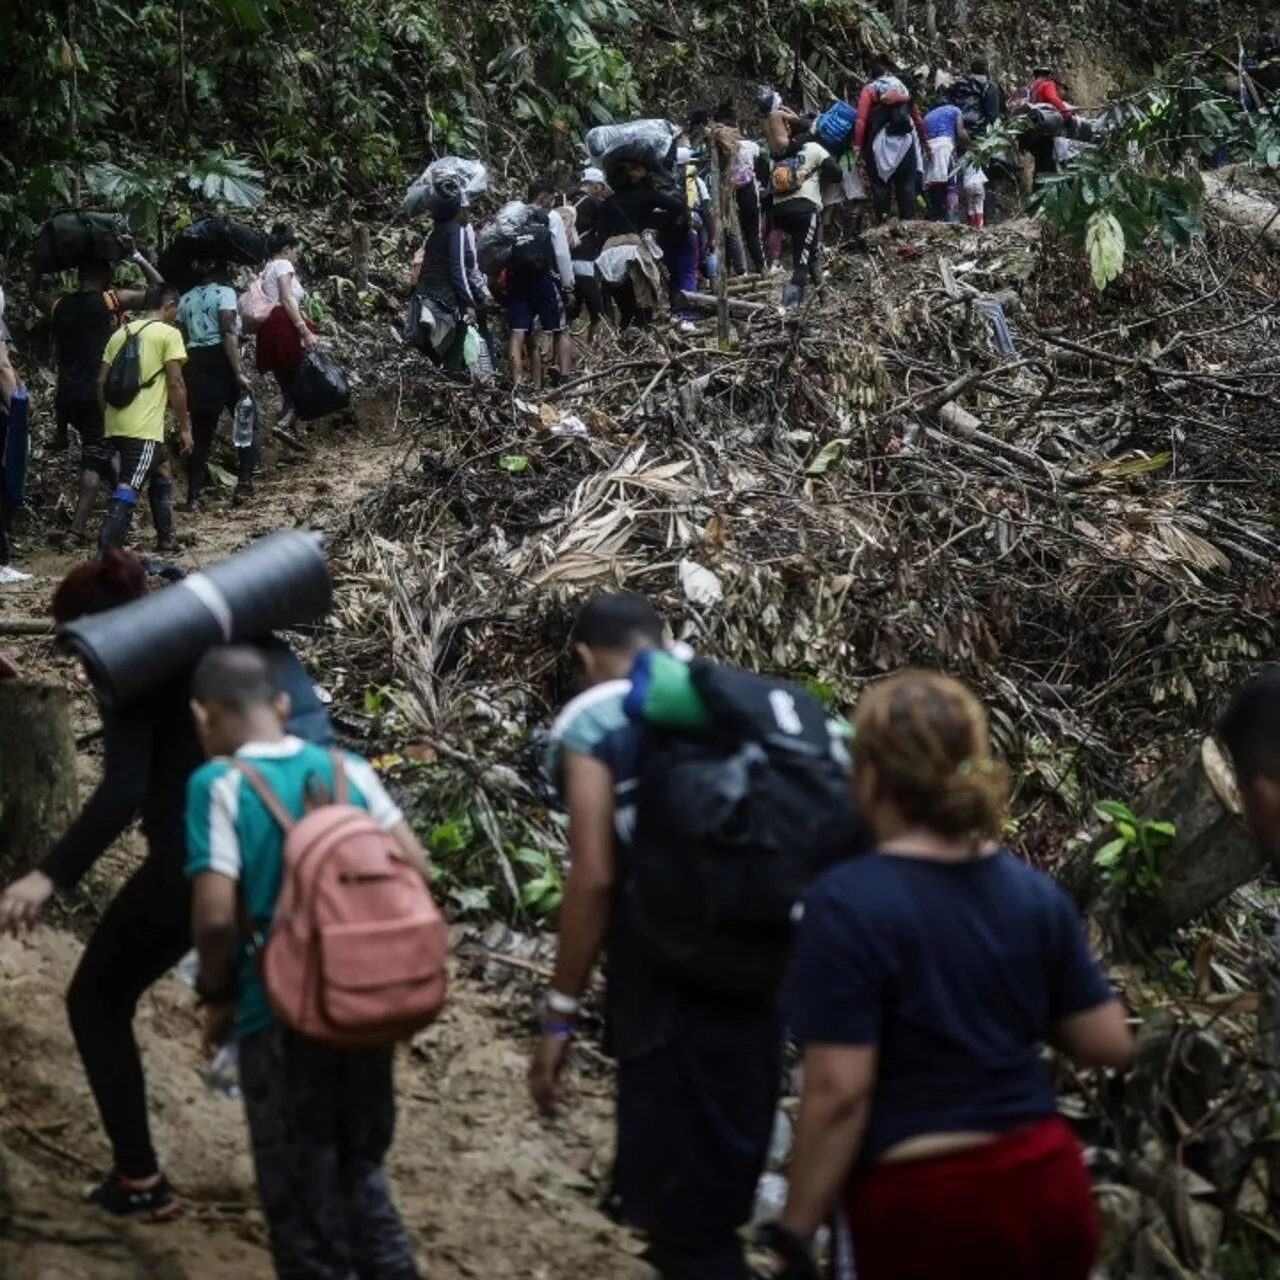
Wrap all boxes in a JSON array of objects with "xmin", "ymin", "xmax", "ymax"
[
  {"xmin": 1013, "ymin": 103, "xmax": 1066, "ymax": 139},
  {"xmin": 586, "ymin": 119, "xmax": 680, "ymax": 176},
  {"xmin": 159, "ymin": 217, "xmax": 267, "ymax": 292},
  {"xmin": 475, "ymin": 200, "xmax": 532, "ymax": 275},
  {"xmin": 57, "ymin": 531, "xmax": 333, "ymax": 708},
  {"xmin": 404, "ymin": 156, "xmax": 490, "ymax": 218},
  {"xmin": 32, "ymin": 209, "xmax": 131, "ymax": 274}
]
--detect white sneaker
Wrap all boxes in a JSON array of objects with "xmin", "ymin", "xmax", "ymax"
[
  {"xmin": 0, "ymin": 565, "xmax": 32, "ymax": 584},
  {"xmin": 676, "ymin": 320, "xmax": 697, "ymax": 334}
]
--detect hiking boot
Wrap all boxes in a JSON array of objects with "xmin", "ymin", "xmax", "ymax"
[
  {"xmin": 231, "ymin": 482, "xmax": 254, "ymax": 508},
  {"xmin": 182, "ymin": 496, "xmax": 203, "ymax": 515},
  {"xmin": 782, "ymin": 284, "xmax": 802, "ymax": 310},
  {"xmin": 85, "ymin": 1172, "xmax": 180, "ymax": 1221},
  {"xmin": 156, "ymin": 537, "xmax": 185, "ymax": 557}
]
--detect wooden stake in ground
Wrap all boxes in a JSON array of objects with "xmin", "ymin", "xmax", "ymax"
[
  {"xmin": 706, "ymin": 137, "xmax": 732, "ymax": 347},
  {"xmin": 352, "ymin": 222, "xmax": 371, "ymax": 293},
  {"xmin": 0, "ymin": 681, "xmax": 79, "ymax": 874}
]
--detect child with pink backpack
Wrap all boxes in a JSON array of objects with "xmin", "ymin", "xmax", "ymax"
[{"xmin": 185, "ymin": 645, "xmax": 445, "ymax": 1279}]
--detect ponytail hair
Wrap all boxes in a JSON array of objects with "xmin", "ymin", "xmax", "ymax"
[{"xmin": 852, "ymin": 670, "xmax": 1007, "ymax": 843}]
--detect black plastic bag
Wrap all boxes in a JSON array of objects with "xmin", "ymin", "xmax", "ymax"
[
  {"xmin": 32, "ymin": 209, "xmax": 131, "ymax": 274},
  {"xmin": 292, "ymin": 349, "xmax": 351, "ymax": 421},
  {"xmin": 168, "ymin": 216, "xmax": 267, "ymax": 266}
]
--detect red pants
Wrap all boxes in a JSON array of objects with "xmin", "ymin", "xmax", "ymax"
[{"xmin": 839, "ymin": 1117, "xmax": 1099, "ymax": 1280}]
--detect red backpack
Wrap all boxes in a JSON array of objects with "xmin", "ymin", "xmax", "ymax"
[{"xmin": 232, "ymin": 751, "xmax": 447, "ymax": 1047}]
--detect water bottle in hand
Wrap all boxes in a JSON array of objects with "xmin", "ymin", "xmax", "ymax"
[{"xmin": 233, "ymin": 394, "xmax": 257, "ymax": 449}]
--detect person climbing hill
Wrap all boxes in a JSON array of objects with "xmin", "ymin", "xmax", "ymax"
[
  {"xmin": 177, "ymin": 261, "xmax": 257, "ymax": 511},
  {"xmin": 34, "ymin": 248, "xmax": 163, "ymax": 548},
  {"xmin": 255, "ymin": 225, "xmax": 315, "ymax": 432},
  {"xmin": 855, "ymin": 59, "xmax": 928, "ymax": 222},
  {"xmin": 0, "ymin": 555, "xmax": 332, "ymax": 1223},
  {"xmin": 96, "ymin": 283, "xmax": 192, "ymax": 558}
]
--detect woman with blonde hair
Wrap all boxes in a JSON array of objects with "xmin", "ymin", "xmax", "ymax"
[{"xmin": 756, "ymin": 671, "xmax": 1134, "ymax": 1280}]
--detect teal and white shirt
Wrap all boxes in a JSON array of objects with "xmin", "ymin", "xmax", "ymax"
[
  {"xmin": 185, "ymin": 736, "xmax": 403, "ymax": 1039},
  {"xmin": 177, "ymin": 283, "xmax": 238, "ymax": 348}
]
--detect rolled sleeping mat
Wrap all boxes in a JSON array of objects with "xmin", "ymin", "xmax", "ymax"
[{"xmin": 57, "ymin": 530, "xmax": 333, "ymax": 709}]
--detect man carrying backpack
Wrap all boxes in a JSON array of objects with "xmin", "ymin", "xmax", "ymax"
[
  {"xmin": 530, "ymin": 594, "xmax": 867, "ymax": 1280},
  {"xmin": 505, "ymin": 180, "xmax": 576, "ymax": 387},
  {"xmin": 96, "ymin": 283, "xmax": 192, "ymax": 558},
  {"xmin": 854, "ymin": 59, "xmax": 929, "ymax": 223},
  {"xmin": 186, "ymin": 645, "xmax": 439, "ymax": 1280},
  {"xmin": 1025, "ymin": 64, "xmax": 1075, "ymax": 180},
  {"xmin": 34, "ymin": 249, "xmax": 163, "ymax": 548}
]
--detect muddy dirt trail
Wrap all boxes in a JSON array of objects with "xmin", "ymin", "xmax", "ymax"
[{"xmin": 0, "ymin": 400, "xmax": 652, "ymax": 1279}]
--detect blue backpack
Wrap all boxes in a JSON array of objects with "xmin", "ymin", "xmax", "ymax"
[{"xmin": 814, "ymin": 101, "xmax": 856, "ymax": 154}]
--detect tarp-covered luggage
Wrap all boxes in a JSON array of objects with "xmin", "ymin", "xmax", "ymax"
[{"xmin": 32, "ymin": 209, "xmax": 131, "ymax": 274}]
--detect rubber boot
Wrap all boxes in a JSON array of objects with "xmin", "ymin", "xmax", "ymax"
[
  {"xmin": 148, "ymin": 475, "xmax": 180, "ymax": 554},
  {"xmin": 98, "ymin": 490, "xmax": 137, "ymax": 559},
  {"xmin": 782, "ymin": 283, "xmax": 802, "ymax": 310}
]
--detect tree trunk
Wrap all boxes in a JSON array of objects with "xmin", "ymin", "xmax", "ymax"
[
  {"xmin": 925, "ymin": 0, "xmax": 937, "ymax": 39},
  {"xmin": 1202, "ymin": 173, "xmax": 1280, "ymax": 249},
  {"xmin": 0, "ymin": 682, "xmax": 79, "ymax": 875},
  {"xmin": 352, "ymin": 223, "xmax": 371, "ymax": 293},
  {"xmin": 894, "ymin": 0, "xmax": 908, "ymax": 29},
  {"xmin": 1060, "ymin": 739, "xmax": 1267, "ymax": 944}
]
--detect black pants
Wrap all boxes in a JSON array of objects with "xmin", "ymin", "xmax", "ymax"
[
  {"xmin": 66, "ymin": 856, "xmax": 192, "ymax": 1179},
  {"xmin": 869, "ymin": 150, "xmax": 918, "ymax": 221},
  {"xmin": 608, "ymin": 1008, "xmax": 782, "ymax": 1280},
  {"xmin": 926, "ymin": 183, "xmax": 950, "ymax": 221},
  {"xmin": 570, "ymin": 271, "xmax": 606, "ymax": 325},
  {"xmin": 239, "ymin": 1024, "xmax": 419, "ymax": 1280},
  {"xmin": 0, "ymin": 411, "xmax": 11, "ymax": 567},
  {"xmin": 59, "ymin": 400, "xmax": 112, "ymax": 476},
  {"xmin": 607, "ymin": 279, "xmax": 652, "ymax": 330},
  {"xmin": 1029, "ymin": 136, "xmax": 1060, "ymax": 181},
  {"xmin": 189, "ymin": 406, "xmax": 261, "ymax": 501},
  {"xmin": 771, "ymin": 206, "xmax": 821, "ymax": 295},
  {"xmin": 733, "ymin": 184, "xmax": 766, "ymax": 275}
]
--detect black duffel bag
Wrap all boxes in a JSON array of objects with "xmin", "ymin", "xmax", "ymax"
[
  {"xmin": 168, "ymin": 216, "xmax": 267, "ymax": 266},
  {"xmin": 57, "ymin": 531, "xmax": 333, "ymax": 708},
  {"xmin": 32, "ymin": 209, "xmax": 132, "ymax": 274},
  {"xmin": 293, "ymin": 349, "xmax": 352, "ymax": 421}
]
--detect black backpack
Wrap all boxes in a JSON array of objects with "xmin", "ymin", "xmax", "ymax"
[
  {"xmin": 884, "ymin": 99, "xmax": 914, "ymax": 136},
  {"xmin": 103, "ymin": 322, "xmax": 162, "ymax": 409},
  {"xmin": 509, "ymin": 208, "xmax": 554, "ymax": 273},
  {"xmin": 948, "ymin": 76, "xmax": 988, "ymax": 133},
  {"xmin": 625, "ymin": 660, "xmax": 867, "ymax": 998}
]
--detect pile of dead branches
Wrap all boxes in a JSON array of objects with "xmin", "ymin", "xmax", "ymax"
[{"xmin": 327, "ymin": 188, "xmax": 1280, "ymax": 853}]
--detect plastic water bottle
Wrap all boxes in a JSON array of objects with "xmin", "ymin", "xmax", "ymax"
[
  {"xmin": 205, "ymin": 1041, "xmax": 241, "ymax": 1100},
  {"xmin": 233, "ymin": 394, "xmax": 257, "ymax": 449}
]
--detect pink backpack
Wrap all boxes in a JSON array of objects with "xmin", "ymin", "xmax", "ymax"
[
  {"xmin": 237, "ymin": 274, "xmax": 275, "ymax": 334},
  {"xmin": 232, "ymin": 751, "xmax": 447, "ymax": 1047}
]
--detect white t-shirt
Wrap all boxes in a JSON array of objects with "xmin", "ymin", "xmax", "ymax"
[{"xmin": 262, "ymin": 258, "xmax": 307, "ymax": 306}]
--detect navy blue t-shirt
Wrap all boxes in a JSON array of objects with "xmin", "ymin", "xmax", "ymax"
[{"xmin": 784, "ymin": 850, "xmax": 1114, "ymax": 1162}]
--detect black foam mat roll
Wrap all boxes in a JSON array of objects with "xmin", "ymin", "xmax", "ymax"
[{"xmin": 58, "ymin": 531, "xmax": 333, "ymax": 708}]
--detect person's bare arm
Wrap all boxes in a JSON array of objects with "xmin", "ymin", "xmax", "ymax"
[
  {"xmin": 115, "ymin": 252, "xmax": 162, "ymax": 309},
  {"xmin": 192, "ymin": 870, "xmax": 239, "ymax": 996},
  {"xmin": 956, "ymin": 118, "xmax": 972, "ymax": 151},
  {"xmin": 219, "ymin": 309, "xmax": 249, "ymax": 393},
  {"xmin": 277, "ymin": 270, "xmax": 316, "ymax": 349},
  {"xmin": 549, "ymin": 751, "xmax": 616, "ymax": 1001},
  {"xmin": 1052, "ymin": 999, "xmax": 1135, "ymax": 1070},
  {"xmin": 165, "ymin": 360, "xmax": 193, "ymax": 454},
  {"xmin": 781, "ymin": 1044, "xmax": 876, "ymax": 1241}
]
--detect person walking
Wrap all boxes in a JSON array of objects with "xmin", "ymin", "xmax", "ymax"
[
  {"xmin": 855, "ymin": 59, "xmax": 928, "ymax": 223},
  {"xmin": 0, "ymin": 554, "xmax": 333, "ymax": 1222},
  {"xmin": 765, "ymin": 113, "xmax": 840, "ymax": 308},
  {"xmin": 186, "ymin": 645, "xmax": 427, "ymax": 1279},
  {"xmin": 177, "ymin": 261, "xmax": 257, "ymax": 511},
  {"xmin": 754, "ymin": 670, "xmax": 1134, "ymax": 1280},
  {"xmin": 529, "ymin": 594, "xmax": 787, "ymax": 1280},
  {"xmin": 96, "ymin": 283, "xmax": 192, "ymax": 557},
  {"xmin": 923, "ymin": 99, "xmax": 970, "ymax": 221},
  {"xmin": 34, "ymin": 250, "xmax": 163, "ymax": 547},
  {"xmin": 255, "ymin": 225, "xmax": 315, "ymax": 431}
]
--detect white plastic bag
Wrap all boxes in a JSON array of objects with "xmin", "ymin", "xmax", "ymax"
[
  {"xmin": 587, "ymin": 119, "xmax": 680, "ymax": 174},
  {"xmin": 404, "ymin": 156, "xmax": 490, "ymax": 218}
]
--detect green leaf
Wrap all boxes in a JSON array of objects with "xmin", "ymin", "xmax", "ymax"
[
  {"xmin": 499, "ymin": 454, "xmax": 530, "ymax": 474},
  {"xmin": 429, "ymin": 819, "xmax": 469, "ymax": 857},
  {"xmin": 1086, "ymin": 210, "xmax": 1126, "ymax": 292},
  {"xmin": 807, "ymin": 439, "xmax": 848, "ymax": 475},
  {"xmin": 1146, "ymin": 820, "xmax": 1176, "ymax": 838},
  {"xmin": 1094, "ymin": 838, "xmax": 1127, "ymax": 868},
  {"xmin": 1115, "ymin": 820, "xmax": 1136, "ymax": 841},
  {"xmin": 1096, "ymin": 800, "xmax": 1136, "ymax": 822},
  {"xmin": 450, "ymin": 886, "xmax": 491, "ymax": 913}
]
